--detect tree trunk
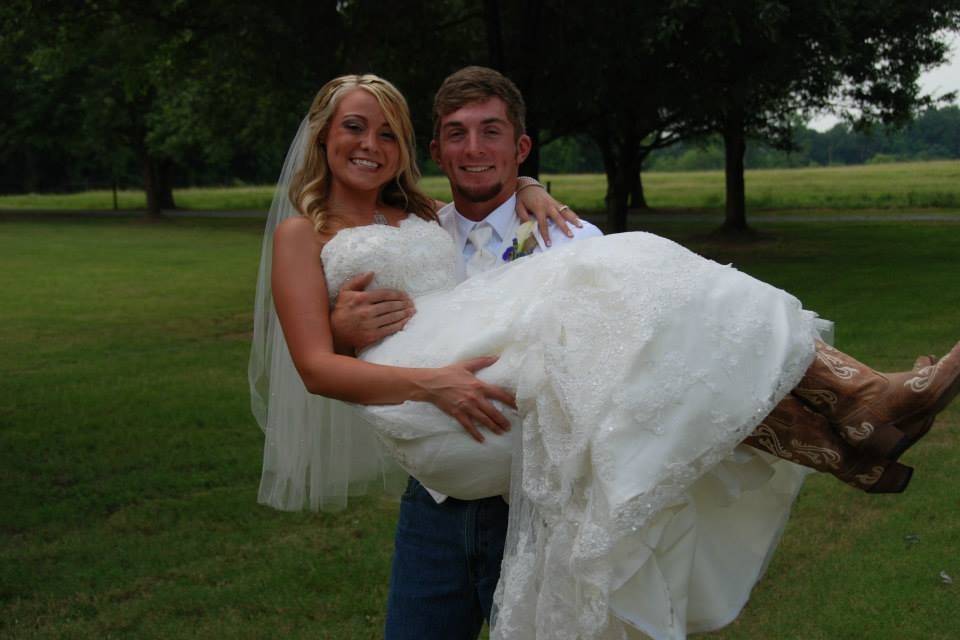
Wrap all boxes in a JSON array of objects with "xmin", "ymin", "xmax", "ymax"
[
  {"xmin": 628, "ymin": 154, "xmax": 651, "ymax": 210},
  {"xmin": 597, "ymin": 134, "xmax": 636, "ymax": 233},
  {"xmin": 722, "ymin": 110, "xmax": 748, "ymax": 232},
  {"xmin": 628, "ymin": 171, "xmax": 647, "ymax": 210},
  {"xmin": 158, "ymin": 158, "xmax": 176, "ymax": 209},
  {"xmin": 142, "ymin": 154, "xmax": 167, "ymax": 219},
  {"xmin": 606, "ymin": 173, "xmax": 629, "ymax": 233},
  {"xmin": 483, "ymin": 0, "xmax": 505, "ymax": 70},
  {"xmin": 520, "ymin": 123, "xmax": 540, "ymax": 179}
]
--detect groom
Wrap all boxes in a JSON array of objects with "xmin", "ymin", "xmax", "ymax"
[
  {"xmin": 330, "ymin": 66, "xmax": 899, "ymax": 640},
  {"xmin": 331, "ymin": 66, "xmax": 599, "ymax": 640}
]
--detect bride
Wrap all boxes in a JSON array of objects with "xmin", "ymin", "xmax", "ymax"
[{"xmin": 249, "ymin": 74, "xmax": 960, "ymax": 639}]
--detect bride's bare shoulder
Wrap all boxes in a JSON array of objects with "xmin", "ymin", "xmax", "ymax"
[
  {"xmin": 274, "ymin": 216, "xmax": 330, "ymax": 252},
  {"xmin": 276, "ymin": 215, "xmax": 315, "ymax": 237}
]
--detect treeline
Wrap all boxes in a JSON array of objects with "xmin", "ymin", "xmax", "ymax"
[
  {"xmin": 648, "ymin": 106, "xmax": 960, "ymax": 171},
  {"xmin": 3, "ymin": 1, "xmax": 959, "ymax": 231},
  {"xmin": 539, "ymin": 105, "xmax": 960, "ymax": 173}
]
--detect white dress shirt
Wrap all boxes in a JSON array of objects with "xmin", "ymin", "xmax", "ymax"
[{"xmin": 439, "ymin": 195, "xmax": 603, "ymax": 283}]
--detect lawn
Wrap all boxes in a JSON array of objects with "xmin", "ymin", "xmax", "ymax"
[
  {"xmin": 5, "ymin": 160, "xmax": 960, "ymax": 216},
  {"xmin": 1, "ymin": 215, "xmax": 958, "ymax": 639}
]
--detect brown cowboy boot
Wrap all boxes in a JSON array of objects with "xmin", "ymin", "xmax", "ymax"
[
  {"xmin": 791, "ymin": 340, "xmax": 960, "ymax": 460},
  {"xmin": 744, "ymin": 395, "xmax": 912, "ymax": 493},
  {"xmin": 895, "ymin": 354, "xmax": 940, "ymax": 454}
]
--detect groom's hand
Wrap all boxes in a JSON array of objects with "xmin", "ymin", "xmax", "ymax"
[{"xmin": 330, "ymin": 272, "xmax": 415, "ymax": 354}]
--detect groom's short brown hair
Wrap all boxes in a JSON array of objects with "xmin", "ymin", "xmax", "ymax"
[{"xmin": 433, "ymin": 66, "xmax": 526, "ymax": 139}]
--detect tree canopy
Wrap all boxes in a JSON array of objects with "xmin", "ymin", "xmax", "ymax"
[{"xmin": 2, "ymin": 0, "xmax": 958, "ymax": 228}]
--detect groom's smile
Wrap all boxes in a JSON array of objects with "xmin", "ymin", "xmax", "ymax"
[{"xmin": 431, "ymin": 97, "xmax": 531, "ymax": 219}]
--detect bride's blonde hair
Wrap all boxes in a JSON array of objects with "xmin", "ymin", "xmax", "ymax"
[{"xmin": 289, "ymin": 74, "xmax": 437, "ymax": 231}]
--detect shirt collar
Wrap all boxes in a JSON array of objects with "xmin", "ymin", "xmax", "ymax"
[{"xmin": 453, "ymin": 195, "xmax": 517, "ymax": 253}]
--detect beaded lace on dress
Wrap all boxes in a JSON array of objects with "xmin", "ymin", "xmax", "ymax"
[{"xmin": 322, "ymin": 214, "xmax": 458, "ymax": 306}]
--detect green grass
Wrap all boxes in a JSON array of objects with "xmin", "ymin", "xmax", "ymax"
[
  {"xmin": 1, "ymin": 215, "xmax": 959, "ymax": 638},
  {"xmin": 540, "ymin": 160, "xmax": 960, "ymax": 213},
  {"xmin": 6, "ymin": 160, "xmax": 960, "ymax": 215},
  {"xmin": 661, "ymin": 160, "xmax": 960, "ymax": 210}
]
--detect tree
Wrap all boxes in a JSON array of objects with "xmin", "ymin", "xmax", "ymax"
[
  {"xmin": 475, "ymin": 2, "xmax": 701, "ymax": 231},
  {"xmin": 669, "ymin": 0, "xmax": 960, "ymax": 233},
  {"xmin": 3, "ymin": 1, "xmax": 348, "ymax": 216},
  {"xmin": 12, "ymin": 2, "xmax": 196, "ymax": 217}
]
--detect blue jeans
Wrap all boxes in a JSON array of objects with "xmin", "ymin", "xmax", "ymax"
[{"xmin": 384, "ymin": 477, "xmax": 509, "ymax": 640}]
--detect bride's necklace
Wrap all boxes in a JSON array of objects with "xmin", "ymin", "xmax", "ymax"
[{"xmin": 326, "ymin": 200, "xmax": 389, "ymax": 226}]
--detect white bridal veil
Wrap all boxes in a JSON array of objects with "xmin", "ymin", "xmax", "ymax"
[{"xmin": 248, "ymin": 116, "xmax": 405, "ymax": 511}]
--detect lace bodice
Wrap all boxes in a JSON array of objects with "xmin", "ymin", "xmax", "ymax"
[{"xmin": 321, "ymin": 215, "xmax": 458, "ymax": 304}]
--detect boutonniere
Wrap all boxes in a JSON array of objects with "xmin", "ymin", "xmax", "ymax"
[{"xmin": 501, "ymin": 221, "xmax": 538, "ymax": 262}]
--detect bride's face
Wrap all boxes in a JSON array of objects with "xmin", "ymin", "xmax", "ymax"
[{"xmin": 324, "ymin": 88, "xmax": 401, "ymax": 195}]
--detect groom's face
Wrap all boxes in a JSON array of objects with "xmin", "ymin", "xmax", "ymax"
[{"xmin": 430, "ymin": 97, "xmax": 531, "ymax": 217}]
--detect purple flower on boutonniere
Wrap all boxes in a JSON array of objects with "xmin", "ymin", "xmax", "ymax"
[{"xmin": 502, "ymin": 221, "xmax": 538, "ymax": 263}]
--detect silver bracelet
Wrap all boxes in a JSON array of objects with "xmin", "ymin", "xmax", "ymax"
[{"xmin": 516, "ymin": 176, "xmax": 545, "ymax": 193}]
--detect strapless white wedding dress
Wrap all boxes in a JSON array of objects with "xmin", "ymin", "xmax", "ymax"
[{"xmin": 322, "ymin": 215, "xmax": 819, "ymax": 640}]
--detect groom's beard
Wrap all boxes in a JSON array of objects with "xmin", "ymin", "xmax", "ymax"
[{"xmin": 453, "ymin": 181, "xmax": 504, "ymax": 203}]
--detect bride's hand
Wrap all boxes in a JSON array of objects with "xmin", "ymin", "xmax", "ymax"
[
  {"xmin": 515, "ymin": 177, "xmax": 582, "ymax": 247},
  {"xmin": 414, "ymin": 356, "xmax": 517, "ymax": 443}
]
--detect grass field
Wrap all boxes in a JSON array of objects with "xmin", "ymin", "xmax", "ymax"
[
  {"xmin": 2, "ymin": 214, "xmax": 959, "ymax": 639},
  {"xmin": 5, "ymin": 160, "xmax": 960, "ymax": 215}
]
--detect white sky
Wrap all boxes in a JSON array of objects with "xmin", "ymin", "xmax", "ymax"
[{"xmin": 808, "ymin": 34, "xmax": 960, "ymax": 131}]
